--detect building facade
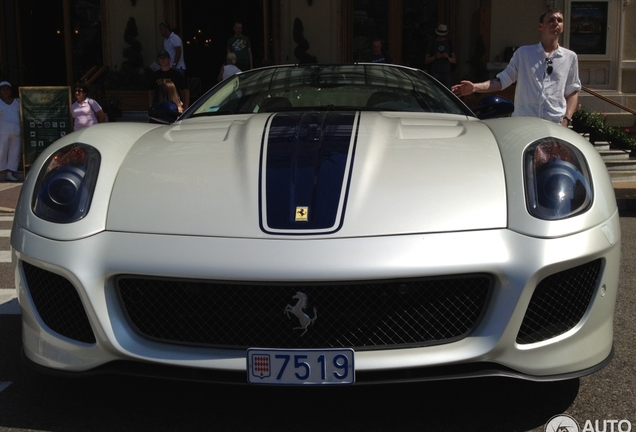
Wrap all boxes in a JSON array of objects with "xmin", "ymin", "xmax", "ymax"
[{"xmin": 1, "ymin": 0, "xmax": 634, "ymax": 115}]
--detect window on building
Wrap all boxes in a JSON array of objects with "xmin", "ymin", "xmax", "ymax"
[
  {"xmin": 353, "ymin": 0, "xmax": 390, "ymax": 62},
  {"xmin": 19, "ymin": 0, "xmax": 67, "ymax": 85},
  {"xmin": 569, "ymin": 1, "xmax": 608, "ymax": 55},
  {"xmin": 71, "ymin": 0, "xmax": 104, "ymax": 77},
  {"xmin": 402, "ymin": 0, "xmax": 440, "ymax": 70}
]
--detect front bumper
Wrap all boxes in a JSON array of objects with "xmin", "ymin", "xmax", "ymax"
[{"xmin": 12, "ymin": 210, "xmax": 621, "ymax": 383}]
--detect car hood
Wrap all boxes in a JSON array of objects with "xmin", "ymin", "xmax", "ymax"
[{"xmin": 106, "ymin": 112, "xmax": 507, "ymax": 238}]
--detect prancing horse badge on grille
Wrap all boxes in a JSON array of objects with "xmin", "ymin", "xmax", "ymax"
[{"xmin": 284, "ymin": 292, "xmax": 317, "ymax": 336}]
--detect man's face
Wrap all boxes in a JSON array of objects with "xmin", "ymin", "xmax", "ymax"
[
  {"xmin": 372, "ymin": 41, "xmax": 382, "ymax": 54},
  {"xmin": 159, "ymin": 25, "xmax": 169, "ymax": 38},
  {"xmin": 158, "ymin": 55, "xmax": 170, "ymax": 67},
  {"xmin": 539, "ymin": 12, "xmax": 564, "ymax": 37},
  {"xmin": 0, "ymin": 86, "xmax": 11, "ymax": 99},
  {"xmin": 233, "ymin": 23, "xmax": 243, "ymax": 36}
]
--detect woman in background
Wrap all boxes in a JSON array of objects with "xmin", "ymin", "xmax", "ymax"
[
  {"xmin": 155, "ymin": 80, "xmax": 183, "ymax": 113},
  {"xmin": 217, "ymin": 52, "xmax": 241, "ymax": 82},
  {"xmin": 148, "ymin": 80, "xmax": 183, "ymax": 124},
  {"xmin": 72, "ymin": 82, "xmax": 105, "ymax": 130}
]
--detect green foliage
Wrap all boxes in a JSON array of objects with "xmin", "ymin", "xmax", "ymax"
[
  {"xmin": 572, "ymin": 106, "xmax": 636, "ymax": 150},
  {"xmin": 122, "ymin": 17, "xmax": 143, "ymax": 69},
  {"xmin": 105, "ymin": 17, "xmax": 149, "ymax": 90},
  {"xmin": 124, "ymin": 17, "xmax": 139, "ymax": 45}
]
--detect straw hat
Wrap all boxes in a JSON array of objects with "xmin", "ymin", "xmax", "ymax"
[{"xmin": 435, "ymin": 24, "xmax": 449, "ymax": 36}]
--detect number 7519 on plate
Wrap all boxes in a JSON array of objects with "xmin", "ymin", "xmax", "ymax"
[{"xmin": 247, "ymin": 348, "xmax": 355, "ymax": 385}]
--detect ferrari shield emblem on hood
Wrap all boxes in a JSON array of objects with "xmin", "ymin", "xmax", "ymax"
[{"xmin": 295, "ymin": 206, "xmax": 309, "ymax": 221}]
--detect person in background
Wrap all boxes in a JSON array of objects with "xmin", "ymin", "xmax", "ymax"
[
  {"xmin": 72, "ymin": 81, "xmax": 105, "ymax": 131},
  {"xmin": 155, "ymin": 80, "xmax": 183, "ymax": 113},
  {"xmin": 227, "ymin": 21, "xmax": 253, "ymax": 71},
  {"xmin": 451, "ymin": 9, "xmax": 580, "ymax": 127},
  {"xmin": 159, "ymin": 21, "xmax": 186, "ymax": 76},
  {"xmin": 425, "ymin": 24, "xmax": 456, "ymax": 88},
  {"xmin": 365, "ymin": 38, "xmax": 392, "ymax": 64},
  {"xmin": 217, "ymin": 52, "xmax": 241, "ymax": 82},
  {"xmin": 149, "ymin": 49, "xmax": 190, "ymax": 110},
  {"xmin": 148, "ymin": 79, "xmax": 183, "ymax": 123},
  {"xmin": 0, "ymin": 81, "xmax": 21, "ymax": 182}
]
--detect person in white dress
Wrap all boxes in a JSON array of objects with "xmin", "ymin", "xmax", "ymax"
[{"xmin": 0, "ymin": 81, "xmax": 22, "ymax": 182}]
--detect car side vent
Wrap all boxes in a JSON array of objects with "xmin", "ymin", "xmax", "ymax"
[
  {"xmin": 22, "ymin": 262, "xmax": 96, "ymax": 344},
  {"xmin": 517, "ymin": 259, "xmax": 601, "ymax": 345}
]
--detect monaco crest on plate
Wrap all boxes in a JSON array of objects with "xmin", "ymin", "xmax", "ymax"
[{"xmin": 251, "ymin": 354, "xmax": 271, "ymax": 379}]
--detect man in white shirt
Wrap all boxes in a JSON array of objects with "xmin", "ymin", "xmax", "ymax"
[
  {"xmin": 451, "ymin": 9, "xmax": 580, "ymax": 127},
  {"xmin": 159, "ymin": 22, "xmax": 186, "ymax": 76}
]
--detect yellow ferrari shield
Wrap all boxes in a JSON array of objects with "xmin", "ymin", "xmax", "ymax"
[{"xmin": 295, "ymin": 206, "xmax": 309, "ymax": 222}]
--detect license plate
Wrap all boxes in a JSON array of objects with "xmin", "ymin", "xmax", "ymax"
[{"xmin": 247, "ymin": 348, "xmax": 355, "ymax": 385}]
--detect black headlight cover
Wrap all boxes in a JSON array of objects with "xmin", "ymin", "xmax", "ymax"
[
  {"xmin": 525, "ymin": 138, "xmax": 593, "ymax": 220},
  {"xmin": 31, "ymin": 144, "xmax": 101, "ymax": 223}
]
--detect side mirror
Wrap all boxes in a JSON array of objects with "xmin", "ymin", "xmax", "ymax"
[{"xmin": 472, "ymin": 96, "xmax": 514, "ymax": 120}]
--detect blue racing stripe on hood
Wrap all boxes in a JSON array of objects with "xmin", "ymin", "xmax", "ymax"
[{"xmin": 260, "ymin": 112, "xmax": 358, "ymax": 234}]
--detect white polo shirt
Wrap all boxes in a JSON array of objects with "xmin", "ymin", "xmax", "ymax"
[
  {"xmin": 164, "ymin": 32, "xmax": 186, "ymax": 70},
  {"xmin": 497, "ymin": 42, "xmax": 581, "ymax": 123}
]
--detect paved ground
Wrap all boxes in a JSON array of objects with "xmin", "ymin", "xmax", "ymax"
[
  {"xmin": 0, "ymin": 183, "xmax": 22, "ymax": 213},
  {"xmin": 0, "ymin": 182, "xmax": 22, "ymax": 310}
]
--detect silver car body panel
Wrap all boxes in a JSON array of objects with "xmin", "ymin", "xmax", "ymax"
[
  {"xmin": 14, "ymin": 209, "xmax": 620, "ymax": 377},
  {"xmin": 11, "ymin": 65, "xmax": 621, "ymax": 382}
]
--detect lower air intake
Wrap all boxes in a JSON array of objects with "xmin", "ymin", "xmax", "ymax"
[
  {"xmin": 22, "ymin": 262, "xmax": 96, "ymax": 344},
  {"xmin": 517, "ymin": 259, "xmax": 601, "ymax": 344}
]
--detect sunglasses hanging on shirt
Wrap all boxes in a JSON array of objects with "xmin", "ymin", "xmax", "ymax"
[{"xmin": 546, "ymin": 58, "xmax": 553, "ymax": 75}]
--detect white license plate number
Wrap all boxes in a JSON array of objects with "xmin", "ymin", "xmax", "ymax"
[{"xmin": 247, "ymin": 348, "xmax": 355, "ymax": 385}]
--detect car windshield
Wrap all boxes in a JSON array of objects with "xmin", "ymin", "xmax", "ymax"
[{"xmin": 186, "ymin": 64, "xmax": 472, "ymax": 118}]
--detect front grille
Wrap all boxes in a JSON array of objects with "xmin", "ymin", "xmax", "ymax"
[
  {"xmin": 517, "ymin": 259, "xmax": 601, "ymax": 344},
  {"xmin": 116, "ymin": 275, "xmax": 492, "ymax": 350},
  {"xmin": 22, "ymin": 262, "xmax": 96, "ymax": 344}
]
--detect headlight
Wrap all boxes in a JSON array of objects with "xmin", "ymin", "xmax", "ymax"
[
  {"xmin": 525, "ymin": 138, "xmax": 593, "ymax": 220},
  {"xmin": 32, "ymin": 144, "xmax": 101, "ymax": 223}
]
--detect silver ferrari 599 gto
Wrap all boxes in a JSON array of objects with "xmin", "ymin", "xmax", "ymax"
[{"xmin": 12, "ymin": 64, "xmax": 620, "ymax": 385}]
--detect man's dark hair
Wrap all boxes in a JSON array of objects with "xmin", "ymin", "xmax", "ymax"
[
  {"xmin": 159, "ymin": 21, "xmax": 171, "ymax": 31},
  {"xmin": 539, "ymin": 8, "xmax": 563, "ymax": 23}
]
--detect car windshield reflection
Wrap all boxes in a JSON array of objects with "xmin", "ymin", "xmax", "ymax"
[{"xmin": 186, "ymin": 64, "xmax": 472, "ymax": 118}]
